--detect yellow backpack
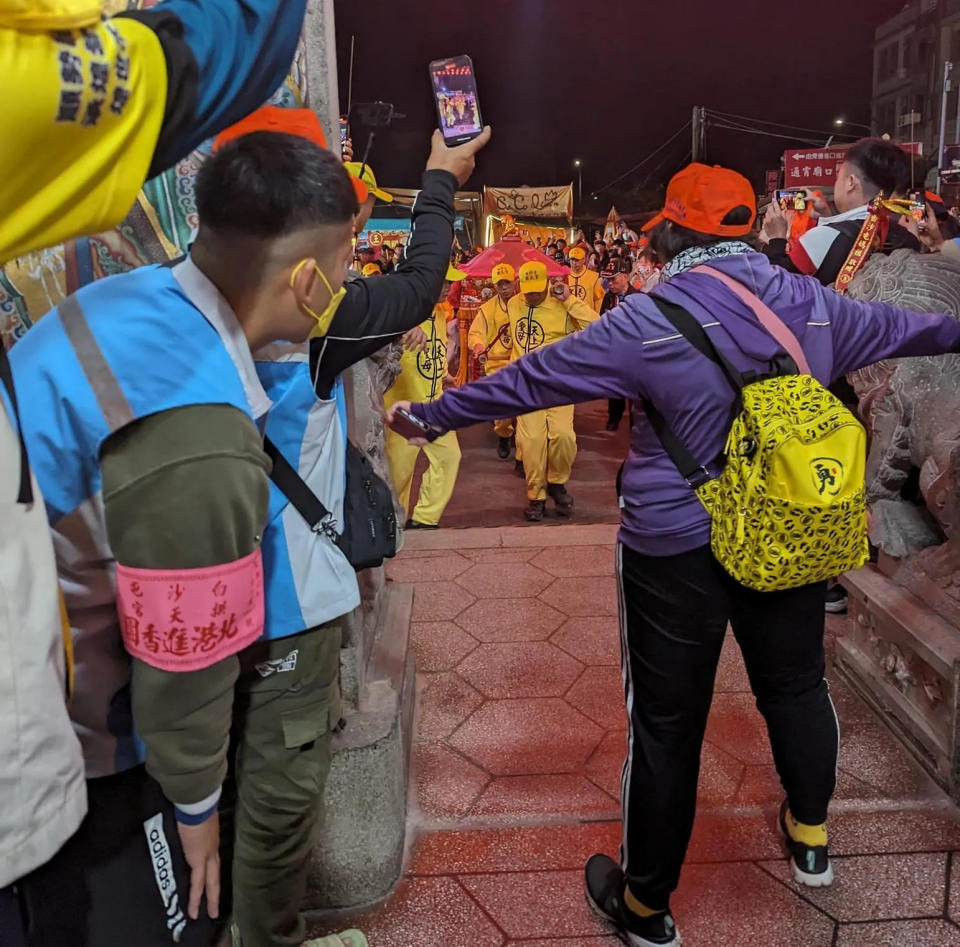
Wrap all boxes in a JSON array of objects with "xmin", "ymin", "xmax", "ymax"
[{"xmin": 648, "ymin": 266, "xmax": 869, "ymax": 592}]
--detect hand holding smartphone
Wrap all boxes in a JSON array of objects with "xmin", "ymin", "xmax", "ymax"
[
  {"xmin": 390, "ymin": 406, "xmax": 433, "ymax": 441},
  {"xmin": 429, "ymin": 55, "xmax": 484, "ymax": 147}
]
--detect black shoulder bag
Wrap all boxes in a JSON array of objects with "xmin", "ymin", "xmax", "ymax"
[{"xmin": 264, "ymin": 436, "xmax": 398, "ymax": 572}]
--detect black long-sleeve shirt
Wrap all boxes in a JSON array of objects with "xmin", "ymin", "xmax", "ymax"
[{"xmin": 310, "ymin": 169, "xmax": 457, "ymax": 397}]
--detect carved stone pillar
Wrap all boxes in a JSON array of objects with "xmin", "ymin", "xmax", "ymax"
[
  {"xmin": 837, "ymin": 249, "xmax": 960, "ymax": 801},
  {"xmin": 302, "ymin": 0, "xmax": 415, "ymax": 910}
]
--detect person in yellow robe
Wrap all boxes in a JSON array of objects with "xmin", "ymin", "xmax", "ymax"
[
  {"xmin": 383, "ymin": 265, "xmax": 465, "ymax": 528},
  {"xmin": 566, "ymin": 245, "xmax": 605, "ymax": 311},
  {"xmin": 468, "ymin": 261, "xmax": 517, "ymax": 459},
  {"xmin": 508, "ymin": 261, "xmax": 599, "ymax": 521}
]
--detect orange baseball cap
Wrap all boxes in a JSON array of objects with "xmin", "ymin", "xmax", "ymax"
[
  {"xmin": 642, "ymin": 163, "xmax": 756, "ymax": 237},
  {"xmin": 213, "ymin": 106, "xmax": 369, "ymax": 204}
]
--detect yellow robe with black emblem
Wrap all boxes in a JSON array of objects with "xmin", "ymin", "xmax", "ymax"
[
  {"xmin": 506, "ymin": 293, "xmax": 600, "ymax": 501},
  {"xmin": 566, "ymin": 267, "xmax": 604, "ymax": 312},
  {"xmin": 384, "ymin": 302, "xmax": 461, "ymax": 526}
]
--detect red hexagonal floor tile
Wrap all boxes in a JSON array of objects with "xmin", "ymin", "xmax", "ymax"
[
  {"xmin": 386, "ymin": 552, "xmax": 471, "ymax": 584},
  {"xmin": 672, "ymin": 863, "xmax": 835, "ymax": 945},
  {"xmin": 583, "ymin": 730, "xmax": 627, "ymax": 800},
  {"xmin": 538, "ymin": 575, "xmax": 618, "ymax": 617},
  {"xmin": 470, "ymin": 774, "xmax": 620, "ymax": 819},
  {"xmin": 704, "ymin": 692, "xmax": 773, "ymax": 766},
  {"xmin": 411, "ymin": 621, "xmax": 479, "ymax": 673},
  {"xmin": 456, "ymin": 641, "xmax": 584, "ymax": 699},
  {"xmin": 565, "ymin": 666, "xmax": 627, "ymax": 731},
  {"xmin": 530, "ymin": 545, "xmax": 616, "ymax": 578},
  {"xmin": 456, "ymin": 598, "xmax": 566, "ymax": 642},
  {"xmin": 460, "ymin": 870, "xmax": 611, "ymax": 940},
  {"xmin": 449, "ymin": 698, "xmax": 604, "ymax": 776},
  {"xmin": 551, "ymin": 617, "xmax": 621, "ymax": 667},
  {"xmin": 408, "ymin": 823, "xmax": 622, "ymax": 877},
  {"xmin": 412, "ymin": 743, "xmax": 490, "ymax": 819},
  {"xmin": 309, "ymin": 876, "xmax": 505, "ymax": 947},
  {"xmin": 411, "ymin": 582, "xmax": 476, "ymax": 622},
  {"xmin": 416, "ymin": 672, "xmax": 485, "ymax": 742},
  {"xmin": 697, "ymin": 739, "xmax": 746, "ymax": 806},
  {"xmin": 457, "ymin": 561, "xmax": 556, "ymax": 599}
]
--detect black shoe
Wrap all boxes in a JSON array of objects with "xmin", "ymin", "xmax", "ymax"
[
  {"xmin": 825, "ymin": 585, "xmax": 848, "ymax": 615},
  {"xmin": 405, "ymin": 520, "xmax": 438, "ymax": 530},
  {"xmin": 779, "ymin": 801, "xmax": 834, "ymax": 888},
  {"xmin": 524, "ymin": 500, "xmax": 546, "ymax": 522},
  {"xmin": 514, "ymin": 459, "xmax": 525, "ymax": 478},
  {"xmin": 584, "ymin": 854, "xmax": 681, "ymax": 946},
  {"xmin": 547, "ymin": 483, "xmax": 574, "ymax": 517},
  {"xmin": 497, "ymin": 437, "xmax": 512, "ymax": 459},
  {"xmin": 606, "ymin": 418, "xmax": 621, "ymax": 431}
]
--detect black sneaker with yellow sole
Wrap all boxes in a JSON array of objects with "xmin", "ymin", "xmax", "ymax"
[{"xmin": 584, "ymin": 854, "xmax": 681, "ymax": 946}]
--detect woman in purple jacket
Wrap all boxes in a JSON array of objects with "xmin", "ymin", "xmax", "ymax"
[{"xmin": 387, "ymin": 163, "xmax": 960, "ymax": 947}]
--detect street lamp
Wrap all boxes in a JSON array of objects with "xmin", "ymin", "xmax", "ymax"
[
  {"xmin": 574, "ymin": 159, "xmax": 582, "ymax": 205},
  {"xmin": 834, "ymin": 117, "xmax": 873, "ymax": 134}
]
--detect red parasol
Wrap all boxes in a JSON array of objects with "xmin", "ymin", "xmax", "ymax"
[{"xmin": 461, "ymin": 233, "xmax": 569, "ymax": 278}]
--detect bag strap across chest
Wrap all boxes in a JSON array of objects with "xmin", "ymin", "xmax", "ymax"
[{"xmin": 643, "ymin": 269, "xmax": 811, "ymax": 489}]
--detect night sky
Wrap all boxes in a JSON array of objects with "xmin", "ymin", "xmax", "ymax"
[{"xmin": 334, "ymin": 0, "xmax": 909, "ymax": 212}]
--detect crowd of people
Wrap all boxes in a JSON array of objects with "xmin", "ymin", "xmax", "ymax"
[{"xmin": 3, "ymin": 5, "xmax": 960, "ymax": 947}]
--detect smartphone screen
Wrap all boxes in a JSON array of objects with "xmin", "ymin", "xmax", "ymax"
[
  {"xmin": 777, "ymin": 190, "xmax": 806, "ymax": 211},
  {"xmin": 429, "ymin": 55, "xmax": 483, "ymax": 146}
]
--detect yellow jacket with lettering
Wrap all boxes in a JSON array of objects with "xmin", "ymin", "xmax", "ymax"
[
  {"xmin": 468, "ymin": 294, "xmax": 513, "ymax": 370},
  {"xmin": 384, "ymin": 303, "xmax": 452, "ymax": 407},
  {"xmin": 566, "ymin": 267, "xmax": 604, "ymax": 312},
  {"xmin": 0, "ymin": 0, "xmax": 167, "ymax": 262},
  {"xmin": 507, "ymin": 293, "xmax": 599, "ymax": 361}
]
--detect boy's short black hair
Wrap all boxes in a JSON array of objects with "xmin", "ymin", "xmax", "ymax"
[
  {"xmin": 845, "ymin": 138, "xmax": 912, "ymax": 198},
  {"xmin": 196, "ymin": 132, "xmax": 358, "ymax": 239}
]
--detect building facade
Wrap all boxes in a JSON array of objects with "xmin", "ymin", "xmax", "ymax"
[{"xmin": 872, "ymin": 0, "xmax": 960, "ymax": 171}]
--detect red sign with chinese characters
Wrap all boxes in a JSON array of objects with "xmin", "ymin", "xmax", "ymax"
[{"xmin": 783, "ymin": 147, "xmax": 849, "ymax": 186}]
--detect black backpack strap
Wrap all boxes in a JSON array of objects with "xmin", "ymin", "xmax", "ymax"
[
  {"xmin": 642, "ymin": 295, "xmax": 744, "ymax": 490},
  {"xmin": 650, "ymin": 294, "xmax": 746, "ymax": 389},
  {"xmin": 0, "ymin": 345, "xmax": 33, "ymax": 505},
  {"xmin": 263, "ymin": 436, "xmax": 339, "ymax": 540}
]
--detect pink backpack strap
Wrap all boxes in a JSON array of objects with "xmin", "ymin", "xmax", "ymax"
[{"xmin": 690, "ymin": 264, "xmax": 811, "ymax": 375}]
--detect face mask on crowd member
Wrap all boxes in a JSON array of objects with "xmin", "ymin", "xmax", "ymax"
[
  {"xmin": 192, "ymin": 131, "xmax": 358, "ymax": 346},
  {"xmin": 832, "ymin": 137, "xmax": 912, "ymax": 214}
]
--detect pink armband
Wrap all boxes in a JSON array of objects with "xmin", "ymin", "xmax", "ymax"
[{"xmin": 116, "ymin": 548, "xmax": 265, "ymax": 672}]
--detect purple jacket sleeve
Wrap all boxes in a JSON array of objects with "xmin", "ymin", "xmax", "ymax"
[
  {"xmin": 416, "ymin": 306, "xmax": 641, "ymax": 433},
  {"xmin": 824, "ymin": 287, "xmax": 960, "ymax": 381}
]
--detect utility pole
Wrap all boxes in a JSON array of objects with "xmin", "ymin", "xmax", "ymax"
[
  {"xmin": 692, "ymin": 105, "xmax": 702, "ymax": 163},
  {"xmin": 938, "ymin": 61, "xmax": 953, "ymax": 195}
]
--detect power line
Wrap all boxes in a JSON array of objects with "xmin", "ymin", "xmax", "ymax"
[
  {"xmin": 708, "ymin": 119, "xmax": 834, "ymax": 145},
  {"xmin": 706, "ymin": 109, "xmax": 861, "ymax": 140},
  {"xmin": 590, "ymin": 121, "xmax": 691, "ymax": 197}
]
